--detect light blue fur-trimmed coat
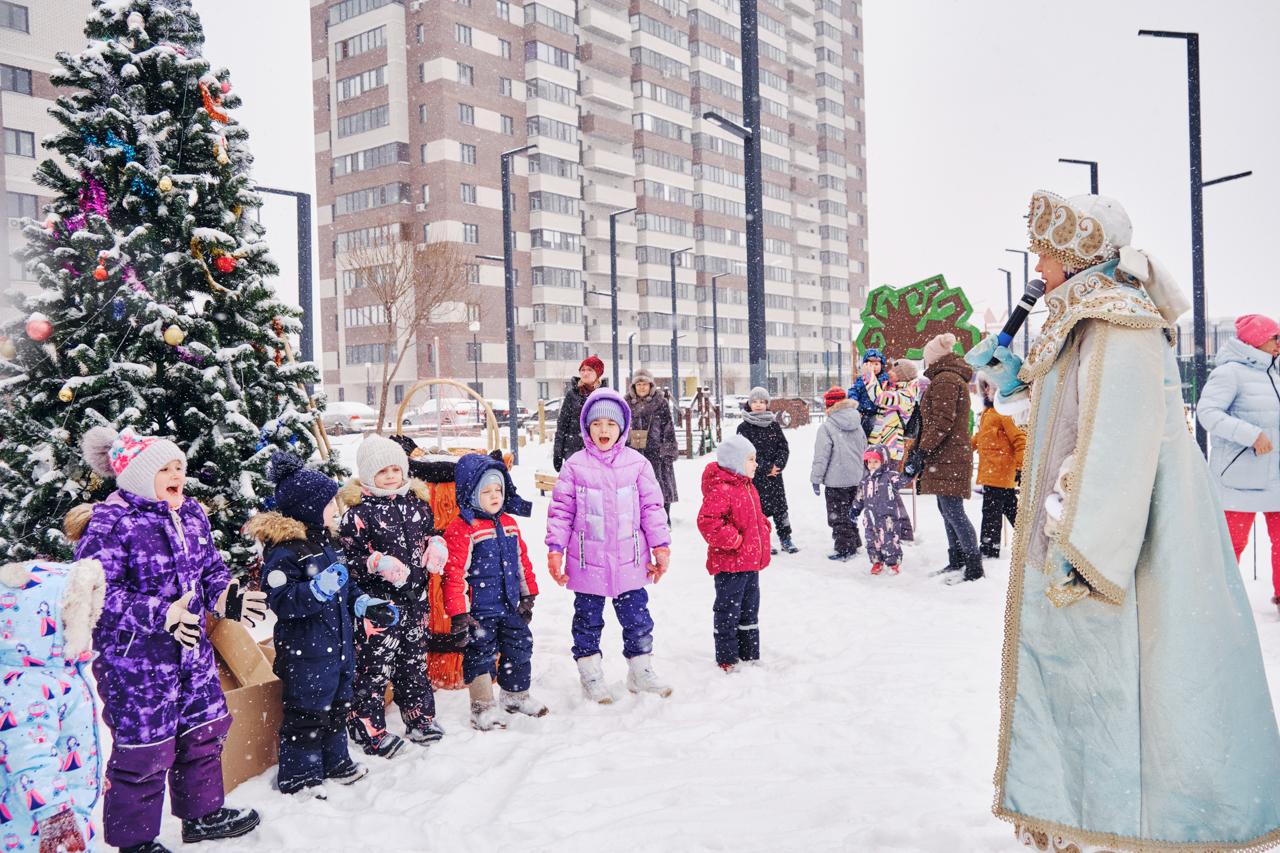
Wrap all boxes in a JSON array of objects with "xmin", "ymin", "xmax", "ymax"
[
  {"xmin": 1198, "ymin": 336, "xmax": 1280, "ymax": 513},
  {"xmin": 990, "ymin": 261, "xmax": 1280, "ymax": 851}
]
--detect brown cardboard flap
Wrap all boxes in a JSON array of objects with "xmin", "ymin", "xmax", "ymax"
[
  {"xmin": 220, "ymin": 679, "xmax": 284, "ymax": 792},
  {"xmin": 207, "ymin": 617, "xmax": 275, "ymax": 687}
]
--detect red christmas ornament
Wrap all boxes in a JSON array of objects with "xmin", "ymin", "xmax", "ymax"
[
  {"xmin": 93, "ymin": 264, "xmax": 108, "ymax": 281},
  {"xmin": 25, "ymin": 315, "xmax": 53, "ymax": 342},
  {"xmin": 214, "ymin": 255, "xmax": 237, "ymax": 273},
  {"xmin": 221, "ymin": 81, "xmax": 231, "ymax": 94}
]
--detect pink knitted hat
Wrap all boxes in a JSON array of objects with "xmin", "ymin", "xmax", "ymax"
[
  {"xmin": 82, "ymin": 426, "xmax": 186, "ymax": 501},
  {"xmin": 1236, "ymin": 315, "xmax": 1280, "ymax": 349}
]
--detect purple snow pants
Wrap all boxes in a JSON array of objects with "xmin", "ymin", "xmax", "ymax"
[{"xmin": 103, "ymin": 714, "xmax": 230, "ymax": 848}]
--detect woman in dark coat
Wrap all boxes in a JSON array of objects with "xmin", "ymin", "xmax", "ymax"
[
  {"xmin": 626, "ymin": 368, "xmax": 679, "ymax": 518},
  {"xmin": 915, "ymin": 334, "xmax": 980, "ymax": 584},
  {"xmin": 736, "ymin": 387, "xmax": 798, "ymax": 553},
  {"xmin": 552, "ymin": 355, "xmax": 605, "ymax": 471}
]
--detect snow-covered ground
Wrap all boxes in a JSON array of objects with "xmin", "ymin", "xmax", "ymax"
[{"xmin": 150, "ymin": 423, "xmax": 1280, "ymax": 852}]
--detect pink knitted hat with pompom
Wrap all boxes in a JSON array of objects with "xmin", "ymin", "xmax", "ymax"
[
  {"xmin": 82, "ymin": 426, "xmax": 185, "ymax": 501},
  {"xmin": 1236, "ymin": 315, "xmax": 1280, "ymax": 349}
]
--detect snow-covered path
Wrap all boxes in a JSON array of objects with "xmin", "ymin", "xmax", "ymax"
[{"xmin": 162, "ymin": 422, "xmax": 1280, "ymax": 852}]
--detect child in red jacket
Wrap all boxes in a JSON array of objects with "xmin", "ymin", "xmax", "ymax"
[{"xmin": 696, "ymin": 435, "xmax": 772, "ymax": 672}]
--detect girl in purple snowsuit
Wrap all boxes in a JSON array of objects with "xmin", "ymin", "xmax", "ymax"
[
  {"xmin": 75, "ymin": 427, "xmax": 266, "ymax": 853},
  {"xmin": 546, "ymin": 389, "xmax": 674, "ymax": 703},
  {"xmin": 851, "ymin": 445, "xmax": 915, "ymax": 576}
]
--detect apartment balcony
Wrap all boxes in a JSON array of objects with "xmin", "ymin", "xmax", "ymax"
[
  {"xmin": 580, "ymin": 5, "xmax": 631, "ymax": 43},
  {"xmin": 584, "ymin": 250, "xmax": 638, "ymax": 279},
  {"xmin": 795, "ymin": 228, "xmax": 821, "ymax": 249},
  {"xmin": 581, "ymin": 75, "xmax": 633, "ymax": 111},
  {"xmin": 793, "ymin": 149, "xmax": 820, "ymax": 173},
  {"xmin": 583, "ymin": 181, "xmax": 636, "ymax": 211},
  {"xmin": 583, "ymin": 147, "xmax": 636, "ymax": 178}
]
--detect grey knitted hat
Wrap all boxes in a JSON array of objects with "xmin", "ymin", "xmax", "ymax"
[
  {"xmin": 748, "ymin": 386, "xmax": 770, "ymax": 403},
  {"xmin": 356, "ymin": 434, "xmax": 410, "ymax": 485},
  {"xmin": 716, "ymin": 434, "xmax": 755, "ymax": 476}
]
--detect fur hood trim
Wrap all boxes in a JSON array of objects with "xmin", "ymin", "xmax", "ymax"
[
  {"xmin": 338, "ymin": 477, "xmax": 431, "ymax": 509},
  {"xmin": 244, "ymin": 512, "xmax": 307, "ymax": 546}
]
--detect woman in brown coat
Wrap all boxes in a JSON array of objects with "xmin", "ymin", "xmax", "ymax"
[
  {"xmin": 915, "ymin": 333, "xmax": 981, "ymax": 583},
  {"xmin": 626, "ymin": 368, "xmax": 680, "ymax": 520},
  {"xmin": 972, "ymin": 377, "xmax": 1025, "ymax": 559}
]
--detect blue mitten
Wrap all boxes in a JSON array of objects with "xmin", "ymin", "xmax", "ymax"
[
  {"xmin": 355, "ymin": 594, "xmax": 399, "ymax": 628},
  {"xmin": 309, "ymin": 562, "xmax": 348, "ymax": 602},
  {"xmin": 812, "ymin": 483, "xmax": 821, "ymax": 496},
  {"xmin": 965, "ymin": 335, "xmax": 1026, "ymax": 398}
]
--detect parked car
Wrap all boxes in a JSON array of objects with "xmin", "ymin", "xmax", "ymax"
[
  {"xmin": 484, "ymin": 399, "xmax": 532, "ymax": 426},
  {"xmin": 321, "ymin": 402, "xmax": 378, "ymax": 435}
]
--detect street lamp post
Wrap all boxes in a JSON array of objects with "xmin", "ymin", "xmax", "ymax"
[
  {"xmin": 499, "ymin": 144, "xmax": 536, "ymax": 464},
  {"xmin": 1058, "ymin": 158, "xmax": 1100, "ymax": 194},
  {"xmin": 254, "ymin": 186, "xmax": 314, "ymax": 363},
  {"xmin": 1139, "ymin": 29, "xmax": 1253, "ymax": 454},
  {"xmin": 710, "ymin": 272, "xmax": 729, "ymax": 413},
  {"xmin": 608, "ymin": 207, "xmax": 637, "ymax": 390},
  {"xmin": 1005, "ymin": 249, "xmax": 1031, "ymax": 356},
  {"xmin": 823, "ymin": 338, "xmax": 843, "ymax": 390},
  {"xmin": 998, "ymin": 267, "xmax": 1013, "ymax": 318},
  {"xmin": 628, "ymin": 331, "xmax": 637, "ymax": 383},
  {"xmin": 669, "ymin": 247, "xmax": 693, "ymax": 412},
  {"xmin": 469, "ymin": 320, "xmax": 481, "ymax": 423},
  {"xmin": 703, "ymin": 109, "xmax": 764, "ymax": 390}
]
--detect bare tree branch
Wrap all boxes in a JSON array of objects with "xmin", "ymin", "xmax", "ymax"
[{"xmin": 341, "ymin": 239, "xmax": 471, "ymax": 431}]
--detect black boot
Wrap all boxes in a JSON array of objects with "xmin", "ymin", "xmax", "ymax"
[
  {"xmin": 122, "ymin": 844, "xmax": 173, "ymax": 853},
  {"xmin": 779, "ymin": 536, "xmax": 799, "ymax": 554},
  {"xmin": 945, "ymin": 552, "xmax": 985, "ymax": 585},
  {"xmin": 181, "ymin": 807, "xmax": 261, "ymax": 844},
  {"xmin": 930, "ymin": 547, "xmax": 961, "ymax": 577}
]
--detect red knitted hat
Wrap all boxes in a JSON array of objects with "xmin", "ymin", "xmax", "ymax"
[
  {"xmin": 824, "ymin": 386, "xmax": 847, "ymax": 408},
  {"xmin": 1236, "ymin": 315, "xmax": 1280, "ymax": 349},
  {"xmin": 579, "ymin": 355, "xmax": 605, "ymax": 378}
]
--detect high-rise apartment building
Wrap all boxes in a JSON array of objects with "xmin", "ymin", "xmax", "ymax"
[
  {"xmin": 310, "ymin": 0, "xmax": 866, "ymax": 408},
  {"xmin": 1, "ymin": 1, "xmax": 91, "ymax": 313}
]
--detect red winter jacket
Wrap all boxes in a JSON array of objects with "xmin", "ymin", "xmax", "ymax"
[
  {"xmin": 696, "ymin": 463, "xmax": 772, "ymax": 575},
  {"xmin": 441, "ymin": 514, "xmax": 538, "ymax": 618}
]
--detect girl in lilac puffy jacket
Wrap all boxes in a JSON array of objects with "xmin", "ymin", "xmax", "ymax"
[{"xmin": 546, "ymin": 388, "xmax": 673, "ymax": 703}]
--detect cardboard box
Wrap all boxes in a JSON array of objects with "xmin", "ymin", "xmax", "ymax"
[{"xmin": 208, "ymin": 617, "xmax": 283, "ymax": 793}]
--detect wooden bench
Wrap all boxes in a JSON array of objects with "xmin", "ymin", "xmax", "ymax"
[{"xmin": 535, "ymin": 472, "xmax": 559, "ymax": 496}]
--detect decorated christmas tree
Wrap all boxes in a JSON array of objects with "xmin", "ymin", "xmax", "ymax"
[{"xmin": 0, "ymin": 0, "xmax": 337, "ymax": 570}]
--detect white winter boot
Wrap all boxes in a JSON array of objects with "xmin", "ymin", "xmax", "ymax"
[
  {"xmin": 500, "ymin": 689, "xmax": 549, "ymax": 717},
  {"xmin": 468, "ymin": 675, "xmax": 507, "ymax": 731},
  {"xmin": 576, "ymin": 654, "xmax": 613, "ymax": 704},
  {"xmin": 626, "ymin": 654, "xmax": 673, "ymax": 698}
]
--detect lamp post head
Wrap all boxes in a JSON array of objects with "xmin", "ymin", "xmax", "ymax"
[{"xmin": 610, "ymin": 206, "xmax": 637, "ymax": 220}]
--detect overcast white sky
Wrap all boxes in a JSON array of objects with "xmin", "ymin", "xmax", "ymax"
[{"xmin": 190, "ymin": 0, "xmax": 1278, "ymax": 327}]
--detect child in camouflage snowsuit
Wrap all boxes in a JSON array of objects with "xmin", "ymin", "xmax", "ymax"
[
  {"xmin": 338, "ymin": 435, "xmax": 450, "ymax": 756},
  {"xmin": 851, "ymin": 445, "xmax": 915, "ymax": 576},
  {"xmin": 76, "ymin": 426, "xmax": 266, "ymax": 852},
  {"xmin": 0, "ymin": 558, "xmax": 104, "ymax": 853}
]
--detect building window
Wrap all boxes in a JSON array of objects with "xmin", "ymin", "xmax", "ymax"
[
  {"xmin": 499, "ymin": 38, "xmax": 512, "ymax": 59},
  {"xmin": 466, "ymin": 264, "xmax": 480, "ymax": 284},
  {"xmin": 333, "ymin": 181, "xmax": 412, "ymax": 216},
  {"xmin": 336, "ymin": 66, "xmax": 386, "ymax": 102},
  {"xmin": 0, "ymin": 64, "xmax": 32, "ymax": 95},
  {"xmin": 332, "ymin": 142, "xmax": 408, "ymax": 178},
  {"xmin": 460, "ymin": 183, "xmax": 477, "ymax": 204},
  {"xmin": 6, "ymin": 191, "xmax": 38, "ymax": 219},
  {"xmin": 0, "ymin": 3, "xmax": 29, "ymax": 33},
  {"xmin": 328, "ymin": 0, "xmax": 398, "ymax": 25},
  {"xmin": 335, "ymin": 25, "xmax": 386, "ymax": 60},
  {"xmin": 498, "ymin": 77, "xmax": 513, "ymax": 97},
  {"xmin": 394, "ymin": 384, "xmax": 405, "ymax": 404},
  {"xmin": 496, "ymin": 0, "xmax": 510, "ymax": 20},
  {"xmin": 455, "ymin": 23, "xmax": 472, "ymax": 45},
  {"xmin": 460, "ymin": 143, "xmax": 477, "ymax": 165},
  {"xmin": 415, "ymin": 23, "xmax": 424, "ymax": 44},
  {"xmin": 463, "ymin": 223, "xmax": 480, "ymax": 244},
  {"xmin": 537, "ymin": 381, "xmax": 549, "ymax": 400},
  {"xmin": 421, "ymin": 184, "xmax": 430, "ymax": 204},
  {"xmin": 458, "ymin": 103, "xmax": 475, "ymax": 125},
  {"xmin": 336, "ymin": 105, "xmax": 390, "ymax": 138},
  {"xmin": 3, "ymin": 128, "xmax": 35, "ymax": 157},
  {"xmin": 418, "ymin": 104, "xmax": 428, "ymax": 124},
  {"xmin": 466, "ymin": 303, "xmax": 481, "ymax": 322},
  {"xmin": 457, "ymin": 63, "xmax": 474, "ymax": 85},
  {"xmin": 423, "ymin": 223, "xmax": 431, "ymax": 241},
  {"xmin": 466, "ymin": 342, "xmax": 482, "ymax": 361},
  {"xmin": 345, "ymin": 343, "xmax": 397, "ymax": 364},
  {"xmin": 500, "ymin": 114, "xmax": 514, "ymax": 135}
]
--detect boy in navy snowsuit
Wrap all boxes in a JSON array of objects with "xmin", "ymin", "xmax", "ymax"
[
  {"xmin": 442, "ymin": 453, "xmax": 547, "ymax": 730},
  {"xmin": 250, "ymin": 453, "xmax": 400, "ymax": 798}
]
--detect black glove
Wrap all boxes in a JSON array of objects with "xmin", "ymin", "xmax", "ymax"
[
  {"xmin": 518, "ymin": 594, "xmax": 536, "ymax": 624},
  {"xmin": 451, "ymin": 613, "xmax": 479, "ymax": 646},
  {"xmin": 489, "ymin": 449, "xmax": 505, "ymax": 462},
  {"xmin": 362, "ymin": 600, "xmax": 399, "ymax": 629},
  {"xmin": 223, "ymin": 581, "xmax": 269, "ymax": 627}
]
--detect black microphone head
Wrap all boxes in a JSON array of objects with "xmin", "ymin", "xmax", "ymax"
[{"xmin": 1025, "ymin": 279, "xmax": 1046, "ymax": 299}]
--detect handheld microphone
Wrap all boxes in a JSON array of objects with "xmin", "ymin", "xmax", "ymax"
[{"xmin": 990, "ymin": 279, "xmax": 1046, "ymax": 364}]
